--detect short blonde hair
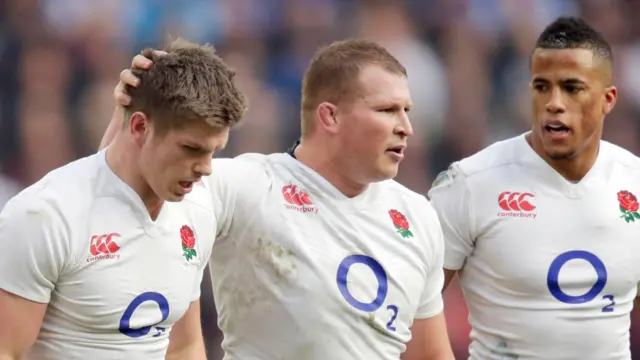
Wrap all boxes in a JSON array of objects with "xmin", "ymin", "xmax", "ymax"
[{"xmin": 300, "ymin": 39, "xmax": 406, "ymax": 136}]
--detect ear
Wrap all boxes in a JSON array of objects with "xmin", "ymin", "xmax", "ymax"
[
  {"xmin": 317, "ymin": 102, "xmax": 339, "ymax": 135},
  {"xmin": 603, "ymin": 86, "xmax": 617, "ymax": 115},
  {"xmin": 128, "ymin": 111, "xmax": 151, "ymax": 148}
]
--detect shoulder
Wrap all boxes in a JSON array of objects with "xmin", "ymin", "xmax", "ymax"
[
  {"xmin": 601, "ymin": 141, "xmax": 640, "ymax": 173},
  {"xmin": 376, "ymin": 179, "xmax": 440, "ymax": 235},
  {"xmin": 430, "ymin": 135, "xmax": 531, "ymax": 194},
  {"xmin": 3, "ymin": 154, "xmax": 103, "ymax": 227},
  {"xmin": 377, "ymin": 179, "xmax": 432, "ymax": 212},
  {"xmin": 208, "ymin": 153, "xmax": 278, "ymax": 182},
  {"xmin": 453, "ymin": 135, "xmax": 530, "ymax": 179},
  {"xmin": 206, "ymin": 152, "xmax": 298, "ymax": 192},
  {"xmin": 213, "ymin": 152, "xmax": 276, "ymax": 171}
]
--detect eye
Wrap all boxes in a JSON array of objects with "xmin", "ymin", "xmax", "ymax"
[
  {"xmin": 565, "ymin": 85, "xmax": 582, "ymax": 93},
  {"xmin": 533, "ymin": 84, "xmax": 548, "ymax": 92},
  {"xmin": 379, "ymin": 107, "xmax": 410, "ymax": 114},
  {"xmin": 183, "ymin": 145, "xmax": 199, "ymax": 153}
]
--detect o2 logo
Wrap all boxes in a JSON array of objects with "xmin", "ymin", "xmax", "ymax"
[
  {"xmin": 336, "ymin": 255, "xmax": 399, "ymax": 331},
  {"xmin": 119, "ymin": 292, "xmax": 170, "ymax": 338},
  {"xmin": 547, "ymin": 250, "xmax": 615, "ymax": 313}
]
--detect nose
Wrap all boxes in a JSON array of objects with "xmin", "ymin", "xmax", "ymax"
[
  {"xmin": 395, "ymin": 111, "xmax": 414, "ymax": 137},
  {"xmin": 546, "ymin": 88, "xmax": 566, "ymax": 114},
  {"xmin": 193, "ymin": 157, "xmax": 212, "ymax": 177}
]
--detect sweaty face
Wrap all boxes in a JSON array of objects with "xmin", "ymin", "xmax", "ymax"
[
  {"xmin": 337, "ymin": 65, "xmax": 413, "ymax": 183},
  {"xmin": 139, "ymin": 120, "xmax": 228, "ymax": 202},
  {"xmin": 530, "ymin": 48, "xmax": 615, "ymax": 160}
]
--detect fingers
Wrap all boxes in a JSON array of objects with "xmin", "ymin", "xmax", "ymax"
[
  {"xmin": 113, "ymin": 81, "xmax": 131, "ymax": 106},
  {"xmin": 131, "ymin": 54, "xmax": 153, "ymax": 70},
  {"xmin": 133, "ymin": 49, "xmax": 167, "ymax": 68},
  {"xmin": 140, "ymin": 48, "xmax": 167, "ymax": 59},
  {"xmin": 116, "ymin": 49, "xmax": 168, "ymax": 106},
  {"xmin": 120, "ymin": 69, "xmax": 140, "ymax": 88}
]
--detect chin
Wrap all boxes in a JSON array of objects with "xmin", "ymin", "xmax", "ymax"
[
  {"xmin": 545, "ymin": 147, "xmax": 578, "ymax": 160},
  {"xmin": 165, "ymin": 192, "xmax": 185, "ymax": 202},
  {"xmin": 376, "ymin": 166, "xmax": 399, "ymax": 181},
  {"xmin": 155, "ymin": 187, "xmax": 183, "ymax": 202}
]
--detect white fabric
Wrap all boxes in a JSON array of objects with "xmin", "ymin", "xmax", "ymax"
[
  {"xmin": 429, "ymin": 133, "xmax": 640, "ymax": 360},
  {"xmin": 205, "ymin": 152, "xmax": 445, "ymax": 359},
  {"xmin": 0, "ymin": 150, "xmax": 215, "ymax": 359}
]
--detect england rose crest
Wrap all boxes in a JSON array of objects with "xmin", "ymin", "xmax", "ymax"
[
  {"xmin": 180, "ymin": 225, "xmax": 197, "ymax": 260},
  {"xmin": 618, "ymin": 190, "xmax": 640, "ymax": 223},
  {"xmin": 389, "ymin": 209, "xmax": 413, "ymax": 238}
]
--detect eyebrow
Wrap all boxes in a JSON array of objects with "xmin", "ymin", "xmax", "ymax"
[
  {"xmin": 532, "ymin": 76, "xmax": 587, "ymax": 85},
  {"xmin": 184, "ymin": 142, "xmax": 226, "ymax": 152}
]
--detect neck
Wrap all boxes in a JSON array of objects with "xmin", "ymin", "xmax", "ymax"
[
  {"xmin": 526, "ymin": 132, "xmax": 599, "ymax": 182},
  {"xmin": 293, "ymin": 140, "xmax": 368, "ymax": 198},
  {"xmin": 105, "ymin": 135, "xmax": 163, "ymax": 218}
]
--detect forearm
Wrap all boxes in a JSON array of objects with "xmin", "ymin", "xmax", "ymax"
[
  {"xmin": 165, "ymin": 339, "xmax": 207, "ymax": 360},
  {"xmin": 429, "ymin": 353, "xmax": 456, "ymax": 360},
  {"xmin": 99, "ymin": 107, "xmax": 124, "ymax": 150}
]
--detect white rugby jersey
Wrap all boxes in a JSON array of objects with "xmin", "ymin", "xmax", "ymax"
[
  {"xmin": 0, "ymin": 150, "xmax": 215, "ymax": 360},
  {"xmin": 428, "ymin": 133, "xmax": 640, "ymax": 360},
  {"xmin": 205, "ymin": 152, "xmax": 445, "ymax": 359}
]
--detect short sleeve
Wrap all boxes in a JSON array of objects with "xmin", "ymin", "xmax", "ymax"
[
  {"xmin": 0, "ymin": 195, "xmax": 69, "ymax": 303},
  {"xmin": 415, "ymin": 213, "xmax": 445, "ymax": 319},
  {"xmin": 427, "ymin": 165, "xmax": 475, "ymax": 271},
  {"xmin": 206, "ymin": 156, "xmax": 271, "ymax": 240},
  {"xmin": 206, "ymin": 158, "xmax": 240, "ymax": 238},
  {"xmin": 189, "ymin": 263, "xmax": 206, "ymax": 302}
]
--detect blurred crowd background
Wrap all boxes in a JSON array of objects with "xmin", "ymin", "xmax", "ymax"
[{"xmin": 2, "ymin": 0, "xmax": 640, "ymax": 358}]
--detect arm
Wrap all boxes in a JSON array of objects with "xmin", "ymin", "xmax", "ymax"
[
  {"xmin": 427, "ymin": 166, "xmax": 475, "ymax": 291},
  {"xmin": 0, "ymin": 197, "xmax": 67, "ymax": 359},
  {"xmin": 99, "ymin": 107, "xmax": 124, "ymax": 150},
  {"xmin": 402, "ymin": 313, "xmax": 454, "ymax": 360},
  {"xmin": 99, "ymin": 54, "xmax": 155, "ymax": 150},
  {"xmin": 166, "ymin": 300, "xmax": 207, "ymax": 360},
  {"xmin": 0, "ymin": 290, "xmax": 48, "ymax": 360},
  {"xmin": 404, "ymin": 205, "xmax": 454, "ymax": 360},
  {"xmin": 443, "ymin": 269, "xmax": 457, "ymax": 291}
]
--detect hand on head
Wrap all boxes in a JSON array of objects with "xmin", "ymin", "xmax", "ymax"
[{"xmin": 114, "ymin": 49, "xmax": 166, "ymax": 106}]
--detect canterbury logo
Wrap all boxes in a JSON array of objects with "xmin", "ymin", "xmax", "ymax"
[
  {"xmin": 282, "ymin": 185, "xmax": 317, "ymax": 213},
  {"xmin": 88, "ymin": 233, "xmax": 121, "ymax": 262},
  {"xmin": 497, "ymin": 192, "xmax": 536, "ymax": 219}
]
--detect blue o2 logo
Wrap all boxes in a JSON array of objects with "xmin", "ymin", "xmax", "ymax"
[
  {"xmin": 547, "ymin": 250, "xmax": 615, "ymax": 312},
  {"xmin": 119, "ymin": 292, "xmax": 170, "ymax": 338},
  {"xmin": 336, "ymin": 255, "xmax": 399, "ymax": 331}
]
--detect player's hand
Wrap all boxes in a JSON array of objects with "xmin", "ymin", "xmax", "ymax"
[{"xmin": 113, "ymin": 50, "xmax": 167, "ymax": 106}]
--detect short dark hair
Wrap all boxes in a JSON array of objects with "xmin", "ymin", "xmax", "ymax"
[
  {"xmin": 535, "ymin": 16, "xmax": 612, "ymax": 61},
  {"xmin": 125, "ymin": 38, "xmax": 247, "ymax": 132}
]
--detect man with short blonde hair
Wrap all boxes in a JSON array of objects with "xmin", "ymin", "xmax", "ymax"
[{"xmin": 110, "ymin": 38, "xmax": 454, "ymax": 360}]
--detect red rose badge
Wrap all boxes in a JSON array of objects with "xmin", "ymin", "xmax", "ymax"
[
  {"xmin": 618, "ymin": 190, "xmax": 640, "ymax": 223},
  {"xmin": 180, "ymin": 225, "xmax": 197, "ymax": 260},
  {"xmin": 389, "ymin": 209, "xmax": 413, "ymax": 238}
]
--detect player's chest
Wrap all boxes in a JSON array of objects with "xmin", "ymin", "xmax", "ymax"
[
  {"xmin": 248, "ymin": 196, "xmax": 430, "ymax": 332},
  {"xmin": 54, "ymin": 204, "xmax": 214, "ymax": 331},
  {"xmin": 473, "ymin": 184, "xmax": 640, "ymax": 294}
]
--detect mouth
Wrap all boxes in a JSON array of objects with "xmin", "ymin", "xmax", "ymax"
[
  {"xmin": 179, "ymin": 181, "xmax": 194, "ymax": 192},
  {"xmin": 543, "ymin": 122, "xmax": 571, "ymax": 140},
  {"xmin": 385, "ymin": 145, "xmax": 406, "ymax": 160}
]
